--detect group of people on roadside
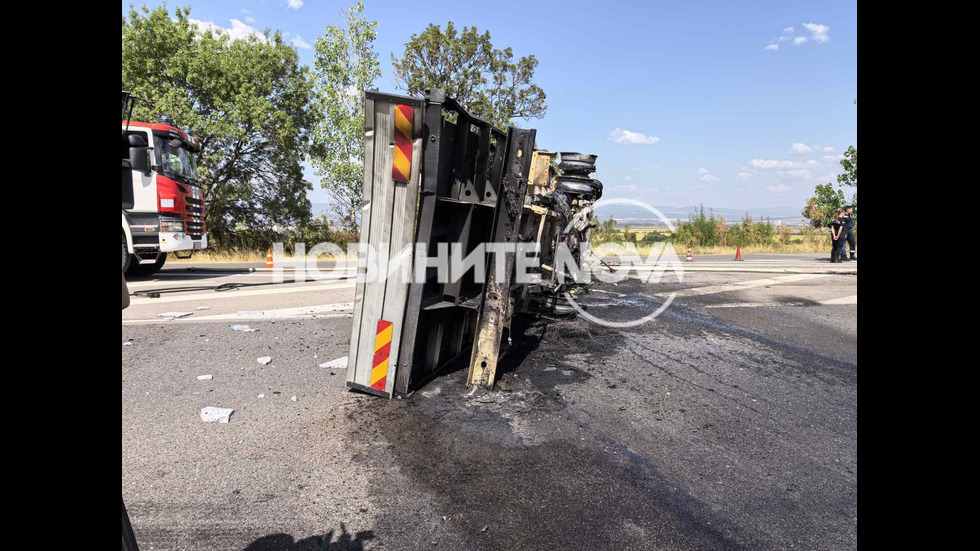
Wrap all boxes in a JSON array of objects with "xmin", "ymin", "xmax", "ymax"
[{"xmin": 829, "ymin": 205, "xmax": 856, "ymax": 263}]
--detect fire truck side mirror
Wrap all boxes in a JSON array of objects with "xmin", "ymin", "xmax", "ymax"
[{"xmin": 127, "ymin": 134, "xmax": 151, "ymax": 175}]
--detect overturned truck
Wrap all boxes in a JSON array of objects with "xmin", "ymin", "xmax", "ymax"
[{"xmin": 346, "ymin": 88, "xmax": 602, "ymax": 398}]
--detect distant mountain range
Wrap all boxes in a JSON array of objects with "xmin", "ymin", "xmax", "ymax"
[{"xmin": 312, "ymin": 202, "xmax": 804, "ymax": 226}]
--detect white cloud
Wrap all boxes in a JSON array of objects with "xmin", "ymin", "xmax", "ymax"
[
  {"xmin": 291, "ymin": 35, "xmax": 312, "ymax": 49},
  {"xmin": 804, "ymin": 23, "xmax": 830, "ymax": 43},
  {"xmin": 698, "ymin": 168, "xmax": 719, "ymax": 182},
  {"xmin": 189, "ymin": 18, "xmax": 268, "ymax": 43},
  {"xmin": 783, "ymin": 26, "xmax": 795, "ymax": 34},
  {"xmin": 748, "ymin": 159, "xmax": 822, "ymax": 170},
  {"xmin": 624, "ymin": 175, "xmax": 634, "ymax": 182},
  {"xmin": 823, "ymin": 146, "xmax": 834, "ymax": 153},
  {"xmin": 287, "ymin": 0, "xmax": 304, "ymax": 9},
  {"xmin": 789, "ymin": 142, "xmax": 813, "ymax": 154},
  {"xmin": 823, "ymin": 154, "xmax": 845, "ymax": 161},
  {"xmin": 737, "ymin": 172, "xmax": 753, "ymax": 180},
  {"xmin": 609, "ymin": 128, "xmax": 660, "ymax": 145},
  {"xmin": 777, "ymin": 169, "xmax": 812, "ymax": 181},
  {"xmin": 768, "ymin": 184, "xmax": 792, "ymax": 193},
  {"xmin": 793, "ymin": 36, "xmax": 808, "ymax": 46},
  {"xmin": 765, "ymin": 44, "xmax": 779, "ymax": 51}
]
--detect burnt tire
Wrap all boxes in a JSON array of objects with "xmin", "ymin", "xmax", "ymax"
[{"xmin": 126, "ymin": 252, "xmax": 167, "ymax": 277}]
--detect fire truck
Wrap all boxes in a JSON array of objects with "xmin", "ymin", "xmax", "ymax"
[{"xmin": 121, "ymin": 109, "xmax": 206, "ymax": 276}]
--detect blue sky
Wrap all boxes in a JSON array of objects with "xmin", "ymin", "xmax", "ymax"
[{"xmin": 124, "ymin": 0, "xmax": 857, "ymax": 212}]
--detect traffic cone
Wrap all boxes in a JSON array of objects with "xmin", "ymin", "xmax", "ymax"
[
  {"xmin": 734, "ymin": 246, "xmax": 743, "ymax": 261},
  {"xmin": 265, "ymin": 248, "xmax": 274, "ymax": 269},
  {"xmin": 686, "ymin": 250, "xmax": 694, "ymax": 262}
]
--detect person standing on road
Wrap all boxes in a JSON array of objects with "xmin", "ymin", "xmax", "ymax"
[
  {"xmin": 830, "ymin": 209, "xmax": 845, "ymax": 263},
  {"xmin": 842, "ymin": 205, "xmax": 856, "ymax": 260}
]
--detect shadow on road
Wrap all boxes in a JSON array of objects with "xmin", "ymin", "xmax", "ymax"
[{"xmin": 243, "ymin": 524, "xmax": 375, "ymax": 551}]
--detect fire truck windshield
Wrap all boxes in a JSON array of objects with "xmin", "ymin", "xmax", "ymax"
[{"xmin": 157, "ymin": 138, "xmax": 200, "ymax": 185}]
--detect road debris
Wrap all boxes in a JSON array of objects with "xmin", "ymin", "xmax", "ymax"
[
  {"xmin": 229, "ymin": 325, "xmax": 257, "ymax": 332},
  {"xmin": 257, "ymin": 356, "xmax": 272, "ymax": 365},
  {"xmin": 196, "ymin": 306, "xmax": 211, "ymax": 310},
  {"xmin": 258, "ymin": 394, "xmax": 265, "ymax": 398},
  {"xmin": 159, "ymin": 311, "xmax": 192, "ymax": 319},
  {"xmin": 197, "ymin": 375, "xmax": 213, "ymax": 381},
  {"xmin": 291, "ymin": 396, "xmax": 298, "ymax": 402},
  {"xmin": 123, "ymin": 339, "xmax": 133, "ymax": 346},
  {"xmin": 319, "ymin": 356, "xmax": 349, "ymax": 369},
  {"xmin": 237, "ymin": 311, "xmax": 264, "ymax": 317},
  {"xmin": 200, "ymin": 406, "xmax": 234, "ymax": 423}
]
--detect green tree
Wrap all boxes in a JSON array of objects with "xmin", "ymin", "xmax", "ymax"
[
  {"xmin": 391, "ymin": 22, "xmax": 546, "ymax": 127},
  {"xmin": 122, "ymin": 5, "xmax": 315, "ymax": 244},
  {"xmin": 310, "ymin": 3, "xmax": 381, "ymax": 232},
  {"xmin": 837, "ymin": 145, "xmax": 857, "ymax": 188},
  {"xmin": 802, "ymin": 183, "xmax": 846, "ymax": 228}
]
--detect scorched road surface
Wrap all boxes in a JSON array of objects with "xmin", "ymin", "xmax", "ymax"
[{"xmin": 122, "ymin": 274, "xmax": 857, "ymax": 550}]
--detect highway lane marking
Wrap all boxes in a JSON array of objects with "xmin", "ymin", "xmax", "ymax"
[
  {"xmin": 122, "ymin": 302, "xmax": 355, "ymax": 324},
  {"xmin": 819, "ymin": 294, "xmax": 857, "ymax": 305},
  {"xmin": 127, "ymin": 281, "xmax": 355, "ymax": 306},
  {"xmin": 654, "ymin": 273, "xmax": 835, "ymax": 299},
  {"xmin": 127, "ymin": 269, "xmax": 357, "ymax": 288}
]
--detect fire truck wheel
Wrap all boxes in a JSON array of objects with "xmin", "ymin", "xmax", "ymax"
[
  {"xmin": 126, "ymin": 252, "xmax": 167, "ymax": 277},
  {"xmin": 122, "ymin": 234, "xmax": 132, "ymax": 273}
]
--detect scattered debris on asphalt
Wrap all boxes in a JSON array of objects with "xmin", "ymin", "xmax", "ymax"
[
  {"xmin": 257, "ymin": 356, "xmax": 272, "ymax": 365},
  {"xmin": 229, "ymin": 325, "xmax": 257, "ymax": 332},
  {"xmin": 319, "ymin": 356, "xmax": 349, "ymax": 369},
  {"xmin": 291, "ymin": 396, "xmax": 298, "ymax": 402},
  {"xmin": 196, "ymin": 306, "xmax": 210, "ymax": 310},
  {"xmin": 200, "ymin": 406, "xmax": 234, "ymax": 423},
  {"xmin": 258, "ymin": 394, "xmax": 265, "ymax": 398},
  {"xmin": 159, "ymin": 311, "xmax": 193, "ymax": 319},
  {"xmin": 197, "ymin": 375, "xmax": 213, "ymax": 381},
  {"xmin": 123, "ymin": 339, "xmax": 133, "ymax": 346}
]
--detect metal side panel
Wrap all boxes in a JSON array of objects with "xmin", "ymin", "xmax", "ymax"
[
  {"xmin": 346, "ymin": 96, "xmax": 375, "ymax": 391},
  {"xmin": 347, "ymin": 92, "xmax": 424, "ymax": 398}
]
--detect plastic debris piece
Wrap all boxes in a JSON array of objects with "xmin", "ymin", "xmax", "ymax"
[
  {"xmin": 196, "ymin": 306, "xmax": 211, "ymax": 310},
  {"xmin": 197, "ymin": 375, "xmax": 213, "ymax": 381},
  {"xmin": 229, "ymin": 325, "xmax": 257, "ymax": 332},
  {"xmin": 200, "ymin": 406, "xmax": 234, "ymax": 423},
  {"xmin": 122, "ymin": 340, "xmax": 133, "ymax": 346},
  {"xmin": 319, "ymin": 356, "xmax": 349, "ymax": 369},
  {"xmin": 258, "ymin": 394, "xmax": 265, "ymax": 398},
  {"xmin": 257, "ymin": 356, "xmax": 272, "ymax": 365},
  {"xmin": 159, "ymin": 311, "xmax": 192, "ymax": 319},
  {"xmin": 291, "ymin": 396, "xmax": 298, "ymax": 402}
]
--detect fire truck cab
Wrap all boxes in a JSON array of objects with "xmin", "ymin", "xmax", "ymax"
[{"xmin": 121, "ymin": 117, "xmax": 206, "ymax": 276}]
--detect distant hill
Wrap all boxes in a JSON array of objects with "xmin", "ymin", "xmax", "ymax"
[{"xmin": 591, "ymin": 204, "xmax": 804, "ymax": 226}]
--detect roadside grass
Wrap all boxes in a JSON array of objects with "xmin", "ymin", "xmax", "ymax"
[{"xmin": 167, "ymin": 249, "xmax": 349, "ymax": 263}]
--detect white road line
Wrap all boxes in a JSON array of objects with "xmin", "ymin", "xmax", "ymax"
[
  {"xmin": 819, "ymin": 294, "xmax": 857, "ymax": 305},
  {"xmin": 122, "ymin": 302, "xmax": 355, "ymax": 324},
  {"xmin": 128, "ymin": 281, "xmax": 355, "ymax": 306},
  {"xmin": 704, "ymin": 302, "xmax": 811, "ymax": 309},
  {"xmin": 654, "ymin": 273, "xmax": 834, "ymax": 299}
]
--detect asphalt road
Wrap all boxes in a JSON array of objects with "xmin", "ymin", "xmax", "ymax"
[{"xmin": 122, "ymin": 255, "xmax": 857, "ymax": 550}]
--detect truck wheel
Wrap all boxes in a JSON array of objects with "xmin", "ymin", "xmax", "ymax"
[
  {"xmin": 126, "ymin": 253, "xmax": 167, "ymax": 277},
  {"xmin": 122, "ymin": 234, "xmax": 132, "ymax": 273}
]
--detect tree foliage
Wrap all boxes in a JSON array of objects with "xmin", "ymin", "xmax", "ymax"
[
  {"xmin": 802, "ymin": 183, "xmax": 847, "ymax": 228},
  {"xmin": 122, "ymin": 5, "xmax": 315, "ymax": 244},
  {"xmin": 837, "ymin": 145, "xmax": 857, "ymax": 187},
  {"xmin": 310, "ymin": 3, "xmax": 380, "ymax": 232},
  {"xmin": 391, "ymin": 22, "xmax": 546, "ymax": 128}
]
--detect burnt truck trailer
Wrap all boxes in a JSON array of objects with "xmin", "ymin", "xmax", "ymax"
[{"xmin": 345, "ymin": 88, "xmax": 602, "ymax": 397}]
